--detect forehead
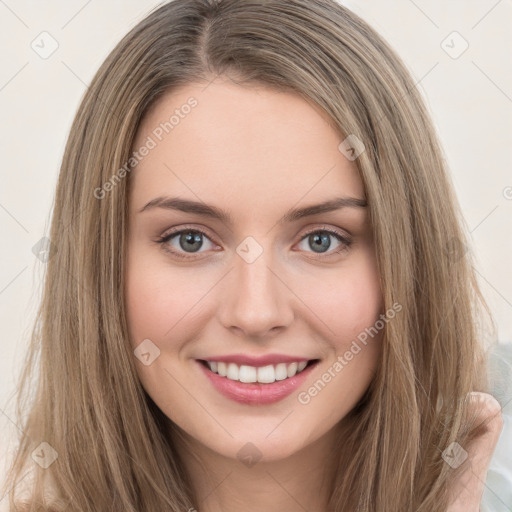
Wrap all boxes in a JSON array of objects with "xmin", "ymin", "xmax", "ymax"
[{"xmin": 129, "ymin": 78, "xmax": 364, "ymax": 214}]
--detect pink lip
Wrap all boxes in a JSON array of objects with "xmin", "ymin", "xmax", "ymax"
[
  {"xmin": 198, "ymin": 353, "xmax": 312, "ymax": 367},
  {"xmin": 196, "ymin": 359, "xmax": 319, "ymax": 405}
]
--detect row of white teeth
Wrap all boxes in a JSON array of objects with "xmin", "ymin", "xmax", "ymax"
[{"xmin": 206, "ymin": 361, "xmax": 309, "ymax": 383}]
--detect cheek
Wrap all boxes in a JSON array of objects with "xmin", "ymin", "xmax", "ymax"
[
  {"xmin": 124, "ymin": 246, "xmax": 199, "ymax": 347},
  {"xmin": 293, "ymin": 259, "xmax": 384, "ymax": 420},
  {"xmin": 297, "ymin": 250, "xmax": 383, "ymax": 347}
]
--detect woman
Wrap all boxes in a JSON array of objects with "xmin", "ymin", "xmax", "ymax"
[{"xmin": 1, "ymin": 1, "xmax": 503, "ymax": 510}]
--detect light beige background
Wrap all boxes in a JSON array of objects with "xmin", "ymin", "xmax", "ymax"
[{"xmin": 1, "ymin": 0, "xmax": 511, "ymax": 509}]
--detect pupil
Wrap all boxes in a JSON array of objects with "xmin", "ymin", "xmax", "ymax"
[
  {"xmin": 310, "ymin": 233, "xmax": 330, "ymax": 253},
  {"xmin": 180, "ymin": 231, "xmax": 203, "ymax": 252}
]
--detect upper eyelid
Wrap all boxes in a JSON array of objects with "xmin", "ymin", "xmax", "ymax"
[
  {"xmin": 160, "ymin": 223, "xmax": 351, "ymax": 240},
  {"xmin": 160, "ymin": 225, "xmax": 219, "ymax": 244}
]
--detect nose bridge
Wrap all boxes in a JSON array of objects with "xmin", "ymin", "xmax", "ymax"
[{"xmin": 218, "ymin": 236, "xmax": 293, "ymax": 336}]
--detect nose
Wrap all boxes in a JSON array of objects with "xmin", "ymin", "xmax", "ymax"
[{"xmin": 217, "ymin": 246, "xmax": 294, "ymax": 339}]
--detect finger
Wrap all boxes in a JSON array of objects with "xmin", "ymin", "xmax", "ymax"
[
  {"xmin": 463, "ymin": 392, "xmax": 503, "ymax": 481},
  {"xmin": 446, "ymin": 392, "xmax": 504, "ymax": 510}
]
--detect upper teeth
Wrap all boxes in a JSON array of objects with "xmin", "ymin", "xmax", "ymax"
[{"xmin": 207, "ymin": 361, "xmax": 309, "ymax": 383}]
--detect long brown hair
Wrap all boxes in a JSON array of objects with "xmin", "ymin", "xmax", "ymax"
[{"xmin": 1, "ymin": 0, "xmax": 494, "ymax": 510}]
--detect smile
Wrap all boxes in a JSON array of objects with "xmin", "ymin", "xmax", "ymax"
[{"xmin": 196, "ymin": 358, "xmax": 320, "ymax": 405}]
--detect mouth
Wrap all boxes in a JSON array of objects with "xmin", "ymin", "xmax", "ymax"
[
  {"xmin": 196, "ymin": 358, "xmax": 321, "ymax": 405},
  {"xmin": 197, "ymin": 358, "xmax": 319, "ymax": 384}
]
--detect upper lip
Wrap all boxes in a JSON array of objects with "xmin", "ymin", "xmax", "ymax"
[{"xmin": 197, "ymin": 353, "xmax": 317, "ymax": 367}]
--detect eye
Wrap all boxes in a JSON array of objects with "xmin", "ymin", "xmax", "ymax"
[
  {"xmin": 296, "ymin": 227, "xmax": 352, "ymax": 257},
  {"xmin": 155, "ymin": 227, "xmax": 218, "ymax": 259},
  {"xmin": 155, "ymin": 225, "xmax": 353, "ymax": 260}
]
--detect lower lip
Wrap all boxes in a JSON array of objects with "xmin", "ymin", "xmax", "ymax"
[{"xmin": 196, "ymin": 360, "xmax": 319, "ymax": 405}]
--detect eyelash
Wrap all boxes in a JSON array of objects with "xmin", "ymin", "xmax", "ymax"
[{"xmin": 155, "ymin": 225, "xmax": 353, "ymax": 260}]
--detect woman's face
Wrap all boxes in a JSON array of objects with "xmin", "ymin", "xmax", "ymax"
[{"xmin": 125, "ymin": 77, "xmax": 384, "ymax": 462}]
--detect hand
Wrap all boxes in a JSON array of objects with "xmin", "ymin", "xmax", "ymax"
[{"xmin": 447, "ymin": 392, "xmax": 504, "ymax": 512}]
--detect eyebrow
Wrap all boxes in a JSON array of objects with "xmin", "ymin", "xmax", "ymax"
[{"xmin": 138, "ymin": 195, "xmax": 367, "ymax": 224}]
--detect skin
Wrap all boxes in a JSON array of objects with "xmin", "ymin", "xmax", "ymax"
[{"xmin": 124, "ymin": 76, "xmax": 502, "ymax": 511}]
